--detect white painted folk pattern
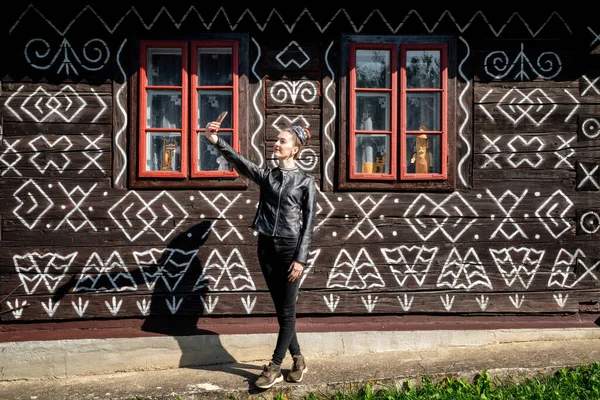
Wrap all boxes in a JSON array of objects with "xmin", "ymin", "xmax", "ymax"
[
  {"xmin": 13, "ymin": 252, "xmax": 77, "ymax": 294},
  {"xmin": 133, "ymin": 248, "xmax": 199, "ymax": 292},
  {"xmin": 403, "ymin": 192, "xmax": 478, "ymax": 242},
  {"xmin": 275, "ymin": 40, "xmax": 309, "ymax": 68},
  {"xmin": 194, "ymin": 248, "xmax": 256, "ymax": 292},
  {"xmin": 108, "ymin": 191, "xmax": 189, "ymax": 242},
  {"xmin": 457, "ymin": 36, "xmax": 471, "ymax": 188},
  {"xmin": 28, "ymin": 135, "xmax": 73, "ymax": 173},
  {"xmin": 4, "ymin": 85, "xmax": 107, "ymax": 123},
  {"xmin": 13, "ymin": 179, "xmax": 54, "ymax": 229},
  {"xmin": 114, "ymin": 38, "xmax": 129, "ymax": 186},
  {"xmin": 250, "ymin": 37, "xmax": 265, "ymax": 167},
  {"xmin": 484, "ymin": 43, "xmax": 561, "ymax": 80},
  {"xmin": 270, "ymin": 81, "xmax": 317, "ymax": 104},
  {"xmin": 74, "ymin": 251, "xmax": 138, "ymax": 292},
  {"xmin": 381, "ymin": 245, "xmax": 438, "ymax": 287},
  {"xmin": 489, "ymin": 247, "xmax": 545, "ymax": 289},
  {"xmin": 0, "ymin": 139, "xmax": 23, "ymax": 177},
  {"xmin": 8, "ymin": 6, "xmax": 573, "ymax": 37},
  {"xmin": 327, "ymin": 248, "xmax": 385, "ymax": 289},
  {"xmin": 323, "ymin": 40, "xmax": 337, "ymax": 187},
  {"xmin": 24, "ymin": 38, "xmax": 110, "ymax": 76},
  {"xmin": 197, "ymin": 192, "xmax": 244, "ymax": 241},
  {"xmin": 438, "ymin": 247, "xmax": 493, "ymax": 290}
]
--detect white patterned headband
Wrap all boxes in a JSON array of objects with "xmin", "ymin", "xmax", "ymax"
[{"xmin": 291, "ymin": 125, "xmax": 308, "ymax": 145}]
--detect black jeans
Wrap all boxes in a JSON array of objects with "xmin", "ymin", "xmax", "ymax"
[{"xmin": 257, "ymin": 234, "xmax": 302, "ymax": 366}]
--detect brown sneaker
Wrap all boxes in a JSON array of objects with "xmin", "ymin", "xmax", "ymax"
[
  {"xmin": 254, "ymin": 361, "xmax": 283, "ymax": 389},
  {"xmin": 287, "ymin": 355, "xmax": 308, "ymax": 382}
]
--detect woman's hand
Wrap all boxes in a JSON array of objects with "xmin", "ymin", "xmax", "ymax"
[
  {"xmin": 205, "ymin": 121, "xmax": 221, "ymax": 144},
  {"xmin": 288, "ymin": 261, "xmax": 304, "ymax": 282}
]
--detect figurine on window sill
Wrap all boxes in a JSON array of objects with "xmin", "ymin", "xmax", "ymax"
[
  {"xmin": 216, "ymin": 155, "xmax": 230, "ymax": 171},
  {"xmin": 374, "ymin": 149, "xmax": 386, "ymax": 173},
  {"xmin": 410, "ymin": 126, "xmax": 432, "ymax": 174}
]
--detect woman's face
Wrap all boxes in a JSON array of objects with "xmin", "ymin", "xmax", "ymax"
[{"xmin": 274, "ymin": 130, "xmax": 298, "ymax": 160}]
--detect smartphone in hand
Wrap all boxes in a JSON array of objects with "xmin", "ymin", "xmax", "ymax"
[
  {"xmin": 209, "ymin": 111, "xmax": 228, "ymax": 133},
  {"xmin": 216, "ymin": 111, "xmax": 228, "ymax": 123}
]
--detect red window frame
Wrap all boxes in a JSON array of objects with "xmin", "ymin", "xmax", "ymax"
[
  {"xmin": 137, "ymin": 40, "xmax": 239, "ymax": 180},
  {"xmin": 348, "ymin": 42, "xmax": 448, "ymax": 182},
  {"xmin": 400, "ymin": 44, "xmax": 448, "ymax": 181},
  {"xmin": 349, "ymin": 43, "xmax": 398, "ymax": 181},
  {"xmin": 190, "ymin": 40, "xmax": 239, "ymax": 178},
  {"xmin": 138, "ymin": 41, "xmax": 188, "ymax": 178}
]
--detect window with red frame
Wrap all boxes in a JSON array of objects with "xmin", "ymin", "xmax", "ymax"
[
  {"xmin": 340, "ymin": 36, "xmax": 455, "ymax": 191},
  {"xmin": 138, "ymin": 40, "xmax": 239, "ymax": 180}
]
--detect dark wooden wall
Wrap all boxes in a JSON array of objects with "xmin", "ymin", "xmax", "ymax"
[{"xmin": 0, "ymin": 4, "xmax": 599, "ymax": 333}]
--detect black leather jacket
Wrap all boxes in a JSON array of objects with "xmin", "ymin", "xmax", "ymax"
[{"xmin": 213, "ymin": 137, "xmax": 317, "ymax": 265}]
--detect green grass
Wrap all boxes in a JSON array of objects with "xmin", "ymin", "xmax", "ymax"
[{"xmin": 265, "ymin": 362, "xmax": 600, "ymax": 400}]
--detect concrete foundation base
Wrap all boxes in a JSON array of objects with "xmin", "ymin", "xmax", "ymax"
[{"xmin": 2, "ymin": 327, "xmax": 600, "ymax": 381}]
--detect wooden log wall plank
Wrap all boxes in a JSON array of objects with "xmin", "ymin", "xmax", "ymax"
[
  {"xmin": 0, "ymin": 132, "xmax": 111, "ymax": 178},
  {"xmin": 1, "ymin": 83, "xmax": 112, "ymax": 121},
  {"xmin": 1, "ymin": 179, "xmax": 597, "ymax": 222}
]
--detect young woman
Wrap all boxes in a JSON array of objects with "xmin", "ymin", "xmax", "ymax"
[{"xmin": 204, "ymin": 120, "xmax": 317, "ymax": 389}]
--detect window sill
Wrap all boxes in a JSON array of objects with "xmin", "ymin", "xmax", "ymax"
[
  {"xmin": 128, "ymin": 177, "xmax": 250, "ymax": 190},
  {"xmin": 337, "ymin": 179, "xmax": 455, "ymax": 192}
]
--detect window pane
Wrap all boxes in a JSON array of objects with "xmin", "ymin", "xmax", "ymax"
[
  {"xmin": 356, "ymin": 93, "xmax": 390, "ymax": 131},
  {"xmin": 406, "ymin": 134, "xmax": 441, "ymax": 174},
  {"xmin": 146, "ymin": 132, "xmax": 182, "ymax": 172},
  {"xmin": 198, "ymin": 132, "xmax": 233, "ymax": 172},
  {"xmin": 355, "ymin": 134, "xmax": 390, "ymax": 174},
  {"xmin": 356, "ymin": 50, "xmax": 390, "ymax": 88},
  {"xmin": 406, "ymin": 93, "xmax": 440, "ymax": 131},
  {"xmin": 197, "ymin": 90, "xmax": 233, "ymax": 128},
  {"xmin": 147, "ymin": 48, "xmax": 182, "ymax": 86},
  {"xmin": 198, "ymin": 48, "xmax": 233, "ymax": 86},
  {"xmin": 146, "ymin": 90, "xmax": 182, "ymax": 128},
  {"xmin": 406, "ymin": 50, "xmax": 441, "ymax": 88}
]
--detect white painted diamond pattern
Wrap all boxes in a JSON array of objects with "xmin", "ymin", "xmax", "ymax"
[
  {"xmin": 404, "ymin": 192, "xmax": 478, "ymax": 242},
  {"xmin": 108, "ymin": 191, "xmax": 189, "ymax": 242},
  {"xmin": 496, "ymin": 88, "xmax": 557, "ymax": 126},
  {"xmin": 13, "ymin": 179, "xmax": 54, "ymax": 229},
  {"xmin": 5, "ymin": 85, "xmax": 87, "ymax": 123}
]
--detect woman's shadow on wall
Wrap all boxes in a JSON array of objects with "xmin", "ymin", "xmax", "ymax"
[{"xmin": 136, "ymin": 220, "xmax": 259, "ymax": 385}]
